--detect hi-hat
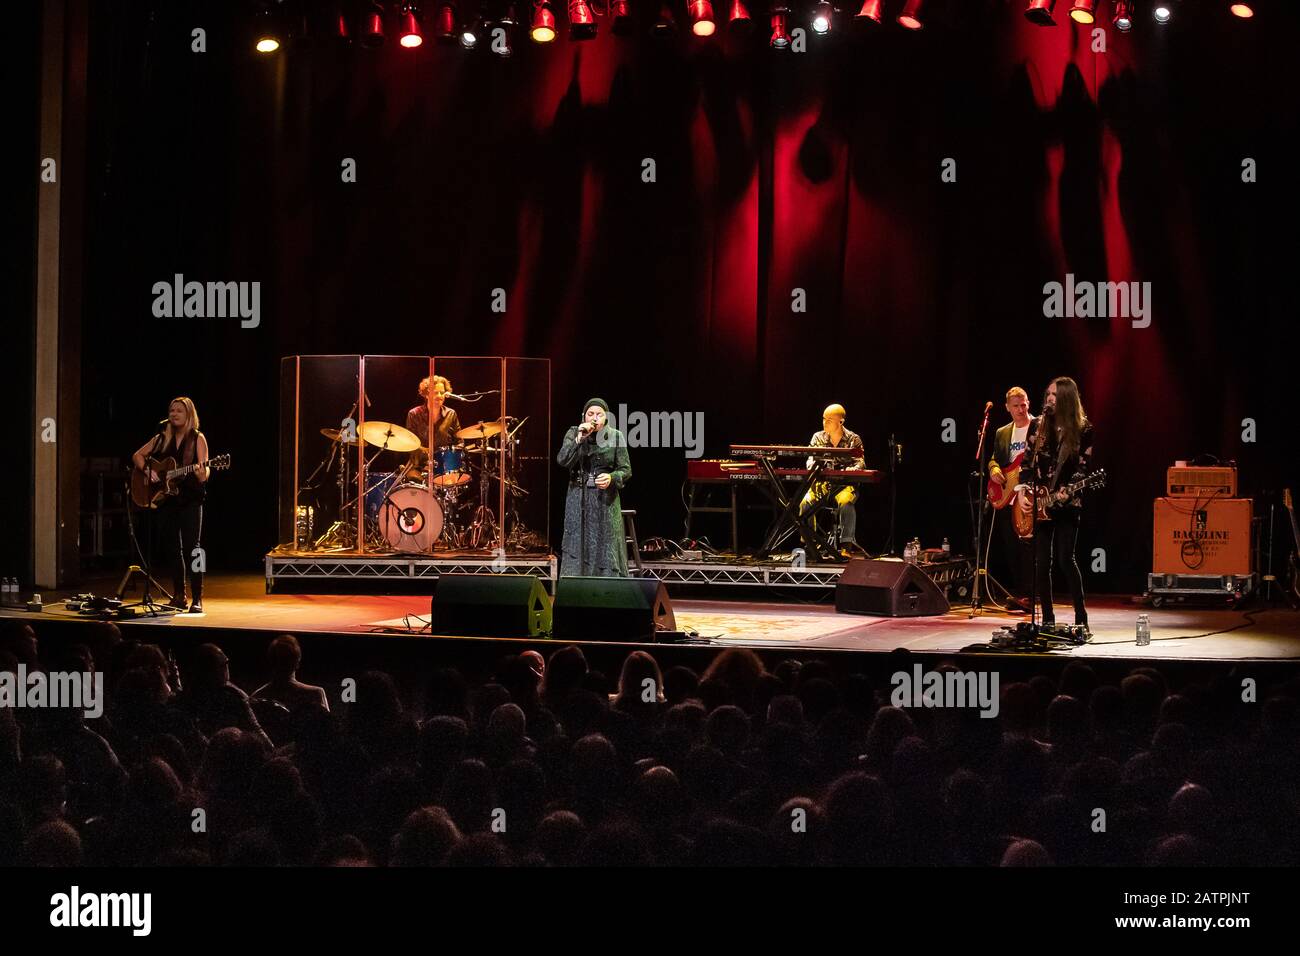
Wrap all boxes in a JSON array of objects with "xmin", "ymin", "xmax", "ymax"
[
  {"xmin": 320, "ymin": 427, "xmax": 360, "ymax": 444},
  {"xmin": 360, "ymin": 420, "xmax": 422, "ymax": 452}
]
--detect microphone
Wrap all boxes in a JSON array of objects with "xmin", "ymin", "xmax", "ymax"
[
  {"xmin": 445, "ymin": 392, "xmax": 467, "ymax": 401},
  {"xmin": 983, "ymin": 401, "xmax": 993, "ymax": 413}
]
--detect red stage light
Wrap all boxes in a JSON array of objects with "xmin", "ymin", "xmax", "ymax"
[
  {"xmin": 530, "ymin": 1, "xmax": 557, "ymax": 41},
  {"xmin": 361, "ymin": 3, "xmax": 386, "ymax": 46},
  {"xmin": 1112, "ymin": 0, "xmax": 1132, "ymax": 30},
  {"xmin": 690, "ymin": 0, "xmax": 716, "ymax": 36},
  {"xmin": 728, "ymin": 0, "xmax": 753, "ymax": 32},
  {"xmin": 1024, "ymin": 0, "xmax": 1056, "ymax": 26},
  {"xmin": 655, "ymin": 2, "xmax": 678, "ymax": 34},
  {"xmin": 399, "ymin": 10, "xmax": 424, "ymax": 46},
  {"xmin": 770, "ymin": 10, "xmax": 789, "ymax": 47},
  {"xmin": 897, "ymin": 0, "xmax": 924, "ymax": 31},
  {"xmin": 1230, "ymin": 3, "xmax": 1254, "ymax": 17},
  {"xmin": 435, "ymin": 2, "xmax": 458, "ymax": 42},
  {"xmin": 854, "ymin": 0, "xmax": 883, "ymax": 25},
  {"xmin": 569, "ymin": 0, "xmax": 597, "ymax": 38},
  {"xmin": 611, "ymin": 0, "xmax": 635, "ymax": 35},
  {"xmin": 1069, "ymin": 0, "xmax": 1095, "ymax": 24}
]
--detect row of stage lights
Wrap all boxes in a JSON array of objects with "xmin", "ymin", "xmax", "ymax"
[{"xmin": 253, "ymin": 1, "xmax": 1258, "ymax": 54}]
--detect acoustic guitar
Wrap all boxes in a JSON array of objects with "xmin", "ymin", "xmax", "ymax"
[{"xmin": 131, "ymin": 453, "xmax": 231, "ymax": 509}]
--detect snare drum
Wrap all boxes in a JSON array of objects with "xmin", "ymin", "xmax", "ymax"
[
  {"xmin": 432, "ymin": 445, "xmax": 471, "ymax": 487},
  {"xmin": 379, "ymin": 482, "xmax": 444, "ymax": 552}
]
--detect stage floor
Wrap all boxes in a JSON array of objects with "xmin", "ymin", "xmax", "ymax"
[{"xmin": 4, "ymin": 573, "xmax": 1299, "ymax": 661}]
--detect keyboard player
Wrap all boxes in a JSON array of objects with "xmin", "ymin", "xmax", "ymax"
[{"xmin": 799, "ymin": 404, "xmax": 868, "ymax": 558}]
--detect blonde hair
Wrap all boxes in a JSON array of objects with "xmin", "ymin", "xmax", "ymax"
[
  {"xmin": 163, "ymin": 396, "xmax": 200, "ymax": 449},
  {"xmin": 418, "ymin": 375, "xmax": 453, "ymax": 399},
  {"xmin": 1005, "ymin": 387, "xmax": 1028, "ymax": 402}
]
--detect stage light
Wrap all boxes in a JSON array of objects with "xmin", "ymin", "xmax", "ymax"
[
  {"xmin": 811, "ymin": 0, "xmax": 832, "ymax": 34},
  {"xmin": 399, "ymin": 3, "xmax": 424, "ymax": 46},
  {"xmin": 361, "ymin": 1, "xmax": 386, "ymax": 46},
  {"xmin": 1068, "ymin": 0, "xmax": 1094, "ymax": 23},
  {"xmin": 493, "ymin": 4, "xmax": 518, "ymax": 53},
  {"xmin": 434, "ymin": 2, "xmax": 459, "ymax": 41},
  {"xmin": 611, "ymin": 0, "xmax": 636, "ymax": 34},
  {"xmin": 1024, "ymin": 0, "xmax": 1056, "ymax": 26},
  {"xmin": 770, "ymin": 9, "xmax": 789, "ymax": 47},
  {"xmin": 854, "ymin": 0, "xmax": 883, "ymax": 25},
  {"xmin": 1154, "ymin": 5, "xmax": 1171, "ymax": 22},
  {"xmin": 1229, "ymin": 3, "xmax": 1253, "ymax": 17},
  {"xmin": 569, "ymin": 0, "xmax": 598, "ymax": 38},
  {"xmin": 334, "ymin": 1, "xmax": 352, "ymax": 42},
  {"xmin": 727, "ymin": 0, "xmax": 753, "ymax": 32},
  {"xmin": 654, "ymin": 2, "xmax": 679, "ymax": 34},
  {"xmin": 462, "ymin": 17, "xmax": 482, "ymax": 46},
  {"xmin": 689, "ymin": 0, "xmax": 717, "ymax": 35},
  {"xmin": 1112, "ymin": 0, "xmax": 1132, "ymax": 30},
  {"xmin": 530, "ymin": 1, "xmax": 556, "ymax": 40},
  {"xmin": 254, "ymin": 2, "xmax": 282, "ymax": 52},
  {"xmin": 897, "ymin": 0, "xmax": 924, "ymax": 30},
  {"xmin": 255, "ymin": 36, "xmax": 281, "ymax": 53}
]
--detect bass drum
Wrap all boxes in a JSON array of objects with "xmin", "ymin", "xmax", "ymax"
[{"xmin": 379, "ymin": 483, "xmax": 444, "ymax": 552}]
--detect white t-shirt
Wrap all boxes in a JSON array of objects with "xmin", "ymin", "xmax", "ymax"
[{"xmin": 1008, "ymin": 423, "xmax": 1030, "ymax": 462}]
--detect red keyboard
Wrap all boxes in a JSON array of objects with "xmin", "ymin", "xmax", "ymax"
[{"xmin": 687, "ymin": 459, "xmax": 882, "ymax": 483}]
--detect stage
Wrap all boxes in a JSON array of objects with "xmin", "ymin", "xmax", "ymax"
[{"xmin": 6, "ymin": 572, "xmax": 1299, "ymax": 662}]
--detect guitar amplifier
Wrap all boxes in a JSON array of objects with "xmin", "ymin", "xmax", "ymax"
[
  {"xmin": 1166, "ymin": 465, "xmax": 1237, "ymax": 498},
  {"xmin": 1152, "ymin": 497, "xmax": 1252, "ymax": 575}
]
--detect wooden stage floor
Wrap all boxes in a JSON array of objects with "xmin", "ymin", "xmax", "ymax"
[{"xmin": 5, "ymin": 573, "xmax": 1300, "ymax": 661}]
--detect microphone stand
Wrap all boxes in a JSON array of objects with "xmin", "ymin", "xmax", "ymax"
[{"xmin": 969, "ymin": 403, "xmax": 995, "ymax": 617}]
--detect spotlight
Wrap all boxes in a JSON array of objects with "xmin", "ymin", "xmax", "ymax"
[
  {"xmin": 854, "ymin": 0, "xmax": 882, "ymax": 25},
  {"xmin": 569, "ymin": 0, "xmax": 597, "ymax": 38},
  {"xmin": 727, "ymin": 0, "xmax": 753, "ymax": 32},
  {"xmin": 361, "ymin": 1, "xmax": 386, "ymax": 46},
  {"xmin": 494, "ymin": 4, "xmax": 518, "ymax": 53},
  {"xmin": 811, "ymin": 0, "xmax": 832, "ymax": 34},
  {"xmin": 897, "ymin": 0, "xmax": 924, "ymax": 30},
  {"xmin": 530, "ymin": 1, "xmax": 557, "ymax": 40},
  {"xmin": 654, "ymin": 1, "xmax": 679, "ymax": 34},
  {"xmin": 462, "ymin": 17, "xmax": 484, "ymax": 46},
  {"xmin": 1024, "ymin": 0, "xmax": 1056, "ymax": 26},
  {"xmin": 1068, "ymin": 0, "xmax": 1094, "ymax": 23},
  {"xmin": 1229, "ymin": 3, "xmax": 1253, "ymax": 17},
  {"xmin": 1112, "ymin": 0, "xmax": 1132, "ymax": 30},
  {"xmin": 690, "ymin": 0, "xmax": 716, "ymax": 36},
  {"xmin": 770, "ymin": 8, "xmax": 789, "ymax": 47},
  {"xmin": 399, "ymin": 3, "xmax": 424, "ymax": 46},
  {"xmin": 611, "ymin": 0, "xmax": 636, "ymax": 35},
  {"xmin": 254, "ymin": 2, "xmax": 282, "ymax": 52},
  {"xmin": 435, "ymin": 2, "xmax": 459, "ymax": 41},
  {"xmin": 334, "ymin": 2, "xmax": 352, "ymax": 42},
  {"xmin": 1153, "ymin": 5, "xmax": 1171, "ymax": 22}
]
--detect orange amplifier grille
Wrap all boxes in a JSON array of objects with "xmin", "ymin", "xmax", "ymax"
[
  {"xmin": 1152, "ymin": 497, "xmax": 1252, "ymax": 575},
  {"xmin": 1166, "ymin": 466, "xmax": 1237, "ymax": 498}
]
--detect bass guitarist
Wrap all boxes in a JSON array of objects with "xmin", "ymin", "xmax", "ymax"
[{"xmin": 132, "ymin": 397, "xmax": 210, "ymax": 613}]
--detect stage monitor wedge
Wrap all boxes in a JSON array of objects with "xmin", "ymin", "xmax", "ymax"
[
  {"xmin": 429, "ymin": 574, "xmax": 553, "ymax": 638},
  {"xmin": 553, "ymin": 576, "xmax": 675, "ymax": 641},
  {"xmin": 835, "ymin": 558, "xmax": 949, "ymax": 617}
]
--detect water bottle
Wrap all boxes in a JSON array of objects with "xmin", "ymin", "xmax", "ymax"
[
  {"xmin": 1136, "ymin": 613, "xmax": 1151, "ymax": 647},
  {"xmin": 942, "ymin": 537, "xmax": 951, "ymax": 556},
  {"xmin": 2, "ymin": 577, "xmax": 12, "ymax": 604},
  {"xmin": 903, "ymin": 541, "xmax": 913, "ymax": 564}
]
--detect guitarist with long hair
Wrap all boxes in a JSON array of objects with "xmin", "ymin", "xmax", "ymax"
[
  {"xmin": 1023, "ymin": 377, "xmax": 1094, "ymax": 633},
  {"xmin": 132, "ymin": 397, "xmax": 210, "ymax": 613}
]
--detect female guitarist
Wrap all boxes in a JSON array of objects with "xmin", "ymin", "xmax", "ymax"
[
  {"xmin": 132, "ymin": 397, "xmax": 210, "ymax": 613},
  {"xmin": 1023, "ymin": 377, "xmax": 1094, "ymax": 633}
]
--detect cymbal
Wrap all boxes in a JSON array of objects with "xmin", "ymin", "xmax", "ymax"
[
  {"xmin": 359, "ymin": 420, "xmax": 422, "ymax": 453},
  {"xmin": 320, "ymin": 427, "xmax": 359, "ymax": 444},
  {"xmin": 456, "ymin": 419, "xmax": 505, "ymax": 441}
]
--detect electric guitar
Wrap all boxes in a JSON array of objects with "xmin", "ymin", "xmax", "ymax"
[
  {"xmin": 988, "ymin": 451, "xmax": 1026, "ymax": 509},
  {"xmin": 1013, "ymin": 469, "xmax": 1107, "ymax": 538},
  {"xmin": 1284, "ymin": 488, "xmax": 1300, "ymax": 605},
  {"xmin": 131, "ymin": 453, "xmax": 231, "ymax": 509}
]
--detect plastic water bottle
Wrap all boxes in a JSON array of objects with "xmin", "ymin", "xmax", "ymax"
[
  {"xmin": 1136, "ymin": 613, "xmax": 1151, "ymax": 647},
  {"xmin": 2, "ymin": 577, "xmax": 12, "ymax": 604},
  {"xmin": 942, "ymin": 537, "xmax": 951, "ymax": 556}
]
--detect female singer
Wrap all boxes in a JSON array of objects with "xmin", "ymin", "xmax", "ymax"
[{"xmin": 557, "ymin": 399, "xmax": 631, "ymax": 577}]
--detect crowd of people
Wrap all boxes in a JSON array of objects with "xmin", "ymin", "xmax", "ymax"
[{"xmin": 1, "ymin": 617, "xmax": 1297, "ymax": 866}]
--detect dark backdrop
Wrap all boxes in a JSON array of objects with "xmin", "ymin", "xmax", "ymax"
[{"xmin": 66, "ymin": 0, "xmax": 1299, "ymax": 589}]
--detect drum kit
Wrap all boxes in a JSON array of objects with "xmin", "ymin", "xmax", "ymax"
[{"xmin": 299, "ymin": 414, "xmax": 536, "ymax": 554}]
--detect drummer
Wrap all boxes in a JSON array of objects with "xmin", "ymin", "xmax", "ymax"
[{"xmin": 404, "ymin": 375, "xmax": 462, "ymax": 481}]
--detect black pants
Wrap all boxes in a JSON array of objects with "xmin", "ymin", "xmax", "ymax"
[
  {"xmin": 992, "ymin": 504, "xmax": 1034, "ymax": 599},
  {"xmin": 157, "ymin": 500, "xmax": 203, "ymax": 602},
  {"xmin": 1034, "ymin": 511, "xmax": 1085, "ymax": 625}
]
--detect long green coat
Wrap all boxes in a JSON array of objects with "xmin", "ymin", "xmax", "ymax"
[{"xmin": 557, "ymin": 425, "xmax": 632, "ymax": 576}]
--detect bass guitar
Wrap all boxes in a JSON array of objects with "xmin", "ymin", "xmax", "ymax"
[
  {"xmin": 1013, "ymin": 469, "xmax": 1107, "ymax": 539},
  {"xmin": 131, "ymin": 453, "xmax": 231, "ymax": 509},
  {"xmin": 987, "ymin": 451, "xmax": 1026, "ymax": 510}
]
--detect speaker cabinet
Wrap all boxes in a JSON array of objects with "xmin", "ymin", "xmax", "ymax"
[
  {"xmin": 553, "ymin": 576, "xmax": 676, "ymax": 641},
  {"xmin": 834, "ymin": 558, "xmax": 950, "ymax": 617},
  {"xmin": 429, "ymin": 574, "xmax": 553, "ymax": 638}
]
